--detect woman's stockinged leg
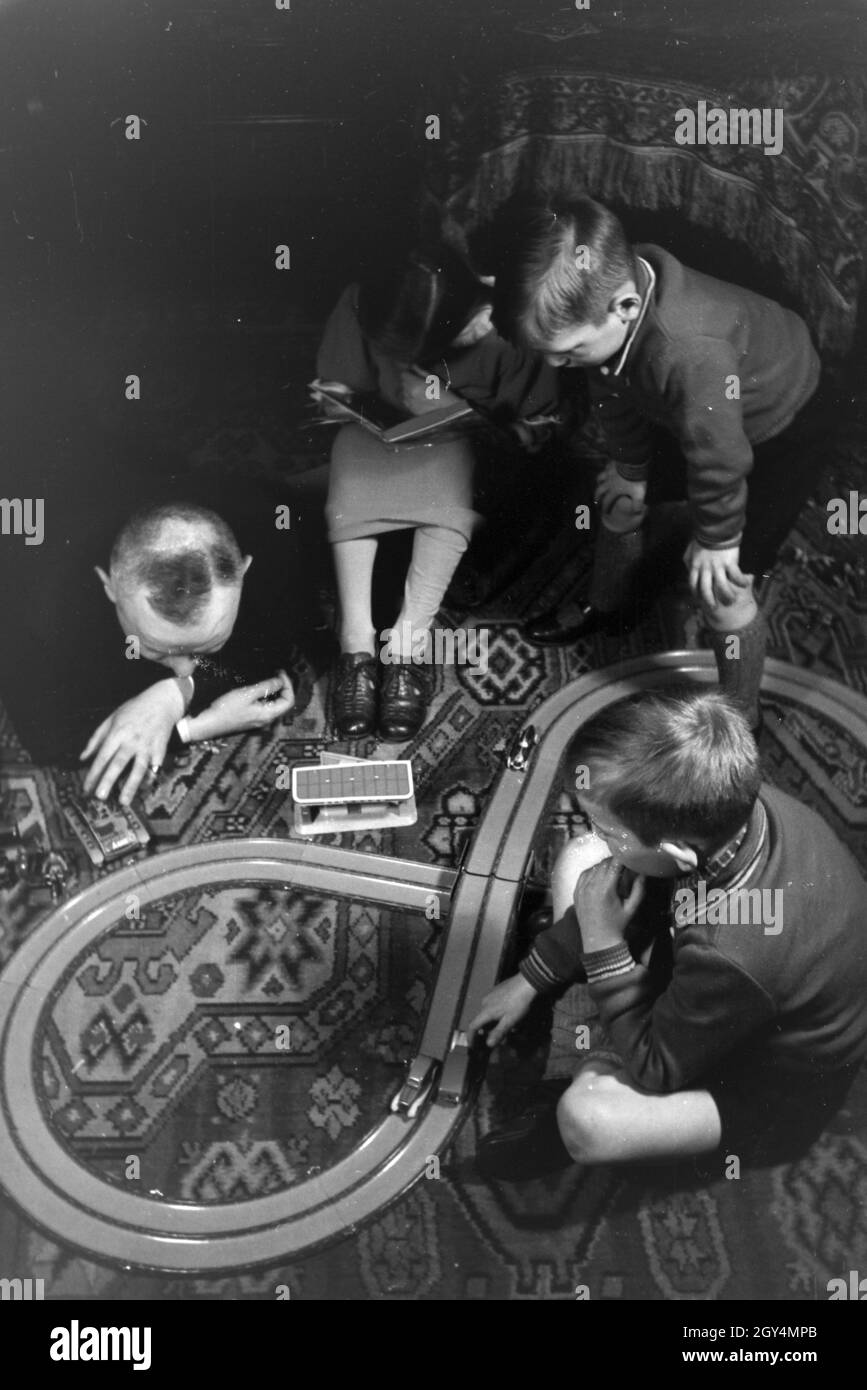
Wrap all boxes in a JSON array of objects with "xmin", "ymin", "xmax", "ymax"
[
  {"xmin": 388, "ymin": 524, "xmax": 469, "ymax": 662},
  {"xmin": 332, "ymin": 537, "xmax": 378, "ymax": 655}
]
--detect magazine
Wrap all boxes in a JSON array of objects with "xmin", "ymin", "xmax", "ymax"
[{"xmin": 308, "ymin": 378, "xmax": 479, "ymax": 443}]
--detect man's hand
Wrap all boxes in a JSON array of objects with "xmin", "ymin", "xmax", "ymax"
[
  {"xmin": 466, "ymin": 973, "xmax": 538, "ymax": 1048},
  {"xmin": 394, "ymin": 368, "xmax": 464, "ymax": 417},
  {"xmin": 684, "ymin": 540, "xmax": 751, "ymax": 609},
  {"xmin": 574, "ymin": 859, "xmax": 646, "ymax": 953},
  {"xmin": 594, "ymin": 460, "xmax": 647, "ymax": 523},
  {"xmin": 190, "ymin": 671, "xmax": 295, "ymax": 740},
  {"xmin": 81, "ymin": 678, "xmax": 186, "ymax": 806}
]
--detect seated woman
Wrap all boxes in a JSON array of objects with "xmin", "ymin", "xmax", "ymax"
[{"xmin": 315, "ymin": 244, "xmax": 561, "ymax": 741}]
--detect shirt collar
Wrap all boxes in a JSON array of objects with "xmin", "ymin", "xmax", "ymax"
[
  {"xmin": 602, "ymin": 255, "xmax": 655, "ymax": 379},
  {"xmin": 673, "ymin": 798, "xmax": 768, "ymax": 900}
]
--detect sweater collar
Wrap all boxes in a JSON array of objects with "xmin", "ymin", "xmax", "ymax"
[
  {"xmin": 673, "ymin": 798, "xmax": 768, "ymax": 900},
  {"xmin": 602, "ymin": 255, "xmax": 655, "ymax": 379}
]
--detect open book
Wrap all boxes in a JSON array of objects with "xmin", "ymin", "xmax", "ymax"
[{"xmin": 308, "ymin": 379, "xmax": 479, "ymax": 444}]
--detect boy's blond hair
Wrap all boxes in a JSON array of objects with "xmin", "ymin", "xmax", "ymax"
[{"xmin": 572, "ymin": 689, "xmax": 761, "ymax": 849}]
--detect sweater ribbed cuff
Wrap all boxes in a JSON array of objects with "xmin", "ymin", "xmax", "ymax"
[
  {"xmin": 692, "ymin": 531, "xmax": 744, "ymax": 551},
  {"xmin": 519, "ymin": 948, "xmax": 571, "ymax": 994},
  {"xmin": 580, "ymin": 942, "xmax": 636, "ymax": 984}
]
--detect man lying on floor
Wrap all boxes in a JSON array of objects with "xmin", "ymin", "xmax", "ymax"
[
  {"xmin": 468, "ymin": 690, "xmax": 867, "ymax": 1179},
  {"xmin": 0, "ymin": 500, "xmax": 308, "ymax": 805}
]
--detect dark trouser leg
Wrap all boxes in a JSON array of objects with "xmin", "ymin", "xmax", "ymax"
[
  {"xmin": 588, "ymin": 494, "xmax": 649, "ymax": 613},
  {"xmin": 740, "ymin": 376, "xmax": 838, "ymax": 580}
]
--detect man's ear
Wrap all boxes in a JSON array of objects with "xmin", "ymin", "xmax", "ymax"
[
  {"xmin": 94, "ymin": 565, "xmax": 117, "ymax": 603},
  {"xmin": 658, "ymin": 840, "xmax": 700, "ymax": 873}
]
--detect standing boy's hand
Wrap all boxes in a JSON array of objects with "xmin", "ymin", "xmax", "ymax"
[
  {"xmin": 574, "ymin": 860, "xmax": 646, "ymax": 952},
  {"xmin": 684, "ymin": 540, "xmax": 751, "ymax": 608}
]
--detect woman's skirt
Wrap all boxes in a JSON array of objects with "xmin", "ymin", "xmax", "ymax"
[{"xmin": 325, "ymin": 423, "xmax": 481, "ymax": 545}]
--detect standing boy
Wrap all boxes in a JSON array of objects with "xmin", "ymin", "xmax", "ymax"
[{"xmin": 495, "ymin": 198, "xmax": 827, "ymax": 731}]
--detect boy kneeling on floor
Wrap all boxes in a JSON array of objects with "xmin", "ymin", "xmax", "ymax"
[{"xmin": 468, "ymin": 690, "xmax": 867, "ymax": 1179}]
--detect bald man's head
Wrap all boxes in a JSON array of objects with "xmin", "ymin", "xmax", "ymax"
[{"xmin": 97, "ymin": 503, "xmax": 252, "ymax": 677}]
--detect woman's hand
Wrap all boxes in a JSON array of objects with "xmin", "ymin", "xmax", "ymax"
[
  {"xmin": 395, "ymin": 368, "xmax": 464, "ymax": 416},
  {"xmin": 466, "ymin": 973, "xmax": 538, "ymax": 1048},
  {"xmin": 684, "ymin": 540, "xmax": 751, "ymax": 609},
  {"xmin": 81, "ymin": 679, "xmax": 186, "ymax": 806},
  {"xmin": 310, "ymin": 380, "xmax": 357, "ymax": 421},
  {"xmin": 190, "ymin": 671, "xmax": 295, "ymax": 740},
  {"xmin": 574, "ymin": 859, "xmax": 646, "ymax": 953}
]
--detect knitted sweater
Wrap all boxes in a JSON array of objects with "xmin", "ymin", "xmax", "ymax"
[
  {"xmin": 590, "ymin": 245, "xmax": 820, "ymax": 549},
  {"xmin": 520, "ymin": 786, "xmax": 867, "ymax": 1091}
]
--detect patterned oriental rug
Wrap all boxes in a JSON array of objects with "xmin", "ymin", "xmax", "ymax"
[{"xmin": 1, "ymin": 331, "xmax": 866, "ymax": 1301}]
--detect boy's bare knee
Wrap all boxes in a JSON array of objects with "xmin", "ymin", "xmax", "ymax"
[
  {"xmin": 557, "ymin": 1085, "xmax": 621, "ymax": 1165},
  {"xmin": 552, "ymin": 836, "xmax": 609, "ymax": 899}
]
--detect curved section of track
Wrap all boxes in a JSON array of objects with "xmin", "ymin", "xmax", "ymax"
[{"xmin": 1, "ymin": 654, "xmax": 863, "ymax": 1270}]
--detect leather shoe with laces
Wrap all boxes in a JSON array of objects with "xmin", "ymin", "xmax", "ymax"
[
  {"xmin": 524, "ymin": 602, "xmax": 640, "ymax": 647},
  {"xmin": 333, "ymin": 651, "xmax": 378, "ymax": 738},
  {"xmin": 476, "ymin": 1079, "xmax": 575, "ymax": 1181},
  {"xmin": 379, "ymin": 660, "xmax": 430, "ymax": 741}
]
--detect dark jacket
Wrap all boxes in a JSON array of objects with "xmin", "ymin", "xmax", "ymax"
[
  {"xmin": 590, "ymin": 245, "xmax": 820, "ymax": 548},
  {"xmin": 522, "ymin": 786, "xmax": 867, "ymax": 1089}
]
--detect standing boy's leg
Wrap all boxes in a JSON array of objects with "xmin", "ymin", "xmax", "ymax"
[
  {"xmin": 739, "ymin": 378, "xmax": 838, "ymax": 585},
  {"xmin": 702, "ymin": 584, "xmax": 768, "ymax": 732},
  {"xmin": 702, "ymin": 378, "xmax": 835, "ymax": 729},
  {"xmin": 588, "ymin": 491, "xmax": 649, "ymax": 613}
]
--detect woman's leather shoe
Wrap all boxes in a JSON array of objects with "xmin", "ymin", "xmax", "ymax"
[
  {"xmin": 333, "ymin": 651, "xmax": 378, "ymax": 738},
  {"xmin": 379, "ymin": 660, "xmax": 430, "ymax": 741}
]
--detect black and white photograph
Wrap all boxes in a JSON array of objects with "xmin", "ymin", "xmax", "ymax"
[{"xmin": 0, "ymin": 0, "xmax": 865, "ymax": 1332}]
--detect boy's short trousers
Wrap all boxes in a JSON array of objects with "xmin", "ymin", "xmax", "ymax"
[{"xmin": 700, "ymin": 1056, "xmax": 862, "ymax": 1168}]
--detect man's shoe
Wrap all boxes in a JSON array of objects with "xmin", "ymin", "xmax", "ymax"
[
  {"xmin": 333, "ymin": 651, "xmax": 378, "ymax": 738},
  {"xmin": 379, "ymin": 660, "xmax": 431, "ymax": 741},
  {"xmin": 523, "ymin": 603, "xmax": 637, "ymax": 647},
  {"xmin": 476, "ymin": 1080, "xmax": 575, "ymax": 1181}
]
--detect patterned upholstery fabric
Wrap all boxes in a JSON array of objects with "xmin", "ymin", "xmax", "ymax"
[{"xmin": 422, "ymin": 10, "xmax": 867, "ymax": 352}]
